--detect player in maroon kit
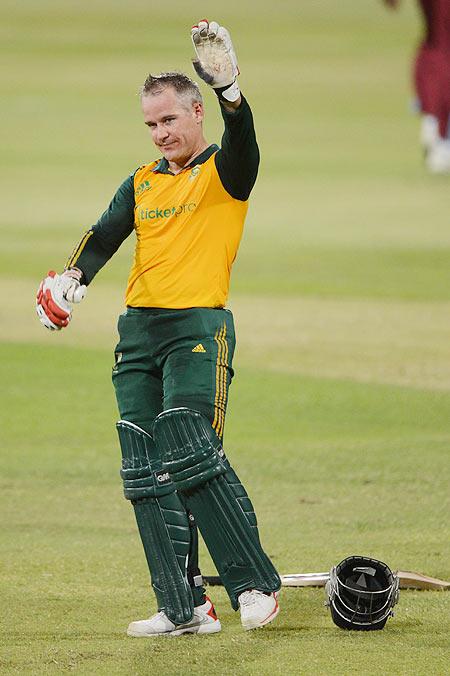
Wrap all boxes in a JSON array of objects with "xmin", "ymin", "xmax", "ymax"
[{"xmin": 384, "ymin": 0, "xmax": 450, "ymax": 173}]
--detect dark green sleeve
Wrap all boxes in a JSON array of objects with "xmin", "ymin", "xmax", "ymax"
[
  {"xmin": 65, "ymin": 174, "xmax": 135, "ymax": 284},
  {"xmin": 214, "ymin": 95, "xmax": 260, "ymax": 201}
]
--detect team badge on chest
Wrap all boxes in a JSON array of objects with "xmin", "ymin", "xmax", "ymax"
[{"xmin": 189, "ymin": 165, "xmax": 201, "ymax": 181}]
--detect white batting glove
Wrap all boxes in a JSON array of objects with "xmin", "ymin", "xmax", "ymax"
[
  {"xmin": 36, "ymin": 269, "xmax": 87, "ymax": 331},
  {"xmin": 191, "ymin": 19, "xmax": 240, "ymax": 102},
  {"xmin": 60, "ymin": 267, "xmax": 87, "ymax": 303}
]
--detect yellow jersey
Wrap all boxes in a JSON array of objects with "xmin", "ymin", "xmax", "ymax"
[
  {"xmin": 127, "ymin": 152, "xmax": 248, "ymax": 308},
  {"xmin": 65, "ymin": 96, "xmax": 259, "ymax": 309}
]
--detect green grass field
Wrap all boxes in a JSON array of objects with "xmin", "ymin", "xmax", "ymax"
[{"xmin": 1, "ymin": 1, "xmax": 450, "ymax": 673}]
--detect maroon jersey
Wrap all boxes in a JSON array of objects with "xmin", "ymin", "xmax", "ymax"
[{"xmin": 418, "ymin": 0, "xmax": 450, "ymax": 50}]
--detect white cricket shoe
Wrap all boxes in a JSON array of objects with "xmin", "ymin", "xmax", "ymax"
[
  {"xmin": 127, "ymin": 596, "xmax": 221, "ymax": 637},
  {"xmin": 426, "ymin": 139, "xmax": 450, "ymax": 174},
  {"xmin": 238, "ymin": 589, "xmax": 280, "ymax": 631},
  {"xmin": 420, "ymin": 114, "xmax": 439, "ymax": 153}
]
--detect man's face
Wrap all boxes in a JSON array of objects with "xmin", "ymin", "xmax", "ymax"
[{"xmin": 141, "ymin": 87, "xmax": 204, "ymax": 166}]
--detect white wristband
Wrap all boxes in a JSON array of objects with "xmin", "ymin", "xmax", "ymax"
[{"xmin": 218, "ymin": 81, "xmax": 241, "ymax": 103}]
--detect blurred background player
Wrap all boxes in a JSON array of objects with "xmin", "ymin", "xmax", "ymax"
[
  {"xmin": 384, "ymin": 0, "xmax": 450, "ymax": 173},
  {"xmin": 35, "ymin": 20, "xmax": 281, "ymax": 636}
]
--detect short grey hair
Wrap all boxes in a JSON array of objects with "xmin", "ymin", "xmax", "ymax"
[{"xmin": 140, "ymin": 71, "xmax": 203, "ymax": 107}]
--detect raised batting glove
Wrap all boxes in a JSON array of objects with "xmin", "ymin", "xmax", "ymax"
[
  {"xmin": 36, "ymin": 269, "xmax": 86, "ymax": 331},
  {"xmin": 191, "ymin": 19, "xmax": 240, "ymax": 103}
]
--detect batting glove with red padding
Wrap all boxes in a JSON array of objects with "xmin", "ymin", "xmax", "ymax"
[
  {"xmin": 36, "ymin": 270, "xmax": 87, "ymax": 331},
  {"xmin": 191, "ymin": 20, "xmax": 240, "ymax": 102}
]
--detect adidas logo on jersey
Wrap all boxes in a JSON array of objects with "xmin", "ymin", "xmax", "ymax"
[
  {"xmin": 135, "ymin": 180, "xmax": 152, "ymax": 196},
  {"xmin": 192, "ymin": 343, "xmax": 206, "ymax": 353}
]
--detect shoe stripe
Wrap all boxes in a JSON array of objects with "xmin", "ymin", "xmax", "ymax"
[
  {"xmin": 259, "ymin": 596, "xmax": 279, "ymax": 625},
  {"xmin": 204, "ymin": 596, "xmax": 218, "ymax": 621},
  {"xmin": 206, "ymin": 605, "xmax": 218, "ymax": 621}
]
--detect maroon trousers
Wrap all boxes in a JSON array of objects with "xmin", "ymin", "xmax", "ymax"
[{"xmin": 414, "ymin": 0, "xmax": 450, "ymax": 138}]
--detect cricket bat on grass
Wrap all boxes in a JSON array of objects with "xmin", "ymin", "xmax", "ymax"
[{"xmin": 204, "ymin": 570, "xmax": 450, "ymax": 591}]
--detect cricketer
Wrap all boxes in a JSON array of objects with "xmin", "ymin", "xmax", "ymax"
[
  {"xmin": 36, "ymin": 20, "xmax": 281, "ymax": 636},
  {"xmin": 383, "ymin": 0, "xmax": 450, "ymax": 173}
]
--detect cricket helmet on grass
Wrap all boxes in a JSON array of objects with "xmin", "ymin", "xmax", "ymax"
[{"xmin": 325, "ymin": 555, "xmax": 399, "ymax": 630}]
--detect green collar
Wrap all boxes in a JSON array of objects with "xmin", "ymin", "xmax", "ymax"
[{"xmin": 152, "ymin": 144, "xmax": 219, "ymax": 174}]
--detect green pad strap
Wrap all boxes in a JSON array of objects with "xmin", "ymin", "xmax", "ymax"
[
  {"xmin": 178, "ymin": 494, "xmax": 207, "ymax": 607},
  {"xmin": 116, "ymin": 420, "xmax": 194, "ymax": 625}
]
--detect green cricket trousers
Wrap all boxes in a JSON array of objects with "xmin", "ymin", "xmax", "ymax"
[
  {"xmin": 112, "ymin": 306, "xmax": 280, "ymax": 613},
  {"xmin": 112, "ymin": 306, "xmax": 236, "ymax": 438}
]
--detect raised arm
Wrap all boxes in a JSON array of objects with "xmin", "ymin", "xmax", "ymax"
[
  {"xmin": 215, "ymin": 97, "xmax": 259, "ymax": 201},
  {"xmin": 191, "ymin": 19, "xmax": 259, "ymax": 200}
]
